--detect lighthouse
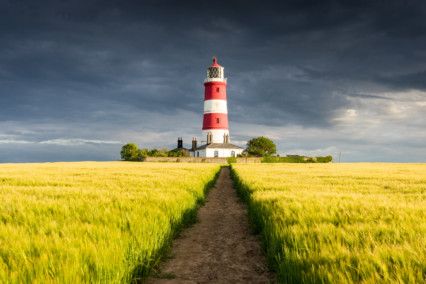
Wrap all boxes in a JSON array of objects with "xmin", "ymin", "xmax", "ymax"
[
  {"xmin": 202, "ymin": 57, "xmax": 229, "ymax": 144},
  {"xmin": 189, "ymin": 57, "xmax": 243, "ymax": 158}
]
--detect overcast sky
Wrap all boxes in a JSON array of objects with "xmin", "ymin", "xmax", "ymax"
[{"xmin": 1, "ymin": 0, "xmax": 425, "ymax": 163}]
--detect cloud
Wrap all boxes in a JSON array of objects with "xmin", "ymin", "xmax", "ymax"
[
  {"xmin": 39, "ymin": 139, "xmax": 122, "ymax": 146},
  {"xmin": 0, "ymin": 0, "xmax": 425, "ymax": 162},
  {"xmin": 0, "ymin": 138, "xmax": 122, "ymax": 146},
  {"xmin": 0, "ymin": 140, "xmax": 33, "ymax": 145}
]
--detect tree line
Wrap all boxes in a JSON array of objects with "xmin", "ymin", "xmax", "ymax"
[
  {"xmin": 120, "ymin": 143, "xmax": 189, "ymax": 161},
  {"xmin": 120, "ymin": 137, "xmax": 276, "ymax": 161},
  {"xmin": 120, "ymin": 137, "xmax": 332, "ymax": 162}
]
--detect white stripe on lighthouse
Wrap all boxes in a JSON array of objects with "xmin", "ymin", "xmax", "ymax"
[
  {"xmin": 201, "ymin": 129, "xmax": 230, "ymax": 144},
  {"xmin": 203, "ymin": 99, "xmax": 228, "ymax": 114}
]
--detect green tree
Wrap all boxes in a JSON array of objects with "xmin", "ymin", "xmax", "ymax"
[
  {"xmin": 246, "ymin": 136, "xmax": 277, "ymax": 157},
  {"xmin": 138, "ymin": 148, "xmax": 149, "ymax": 158},
  {"xmin": 148, "ymin": 148, "xmax": 160, "ymax": 157},
  {"xmin": 148, "ymin": 148, "xmax": 168, "ymax": 157},
  {"xmin": 120, "ymin": 143, "xmax": 139, "ymax": 161},
  {"xmin": 168, "ymin": 149, "xmax": 190, "ymax": 157}
]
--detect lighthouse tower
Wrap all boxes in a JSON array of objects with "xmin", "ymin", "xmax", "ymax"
[
  {"xmin": 188, "ymin": 58, "xmax": 243, "ymax": 158},
  {"xmin": 202, "ymin": 57, "xmax": 230, "ymax": 144}
]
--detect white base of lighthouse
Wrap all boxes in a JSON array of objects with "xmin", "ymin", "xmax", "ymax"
[{"xmin": 201, "ymin": 129, "xmax": 230, "ymax": 144}]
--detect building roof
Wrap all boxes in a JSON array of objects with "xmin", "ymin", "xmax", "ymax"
[
  {"xmin": 209, "ymin": 57, "xmax": 222, "ymax": 68},
  {"xmin": 171, "ymin": 147, "xmax": 190, "ymax": 152},
  {"xmin": 193, "ymin": 143, "xmax": 243, "ymax": 151}
]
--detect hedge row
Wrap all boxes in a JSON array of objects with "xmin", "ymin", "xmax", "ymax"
[{"xmin": 261, "ymin": 156, "xmax": 332, "ymax": 163}]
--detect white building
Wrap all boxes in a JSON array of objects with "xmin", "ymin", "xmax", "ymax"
[{"xmin": 192, "ymin": 143, "xmax": 242, "ymax": 158}]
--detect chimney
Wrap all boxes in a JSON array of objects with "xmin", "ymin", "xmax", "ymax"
[
  {"xmin": 192, "ymin": 138, "xmax": 197, "ymax": 150},
  {"xmin": 177, "ymin": 137, "xmax": 183, "ymax": 148}
]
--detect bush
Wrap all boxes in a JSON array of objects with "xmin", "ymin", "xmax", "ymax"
[
  {"xmin": 262, "ymin": 156, "xmax": 333, "ymax": 163},
  {"xmin": 261, "ymin": 156, "xmax": 280, "ymax": 163},
  {"xmin": 168, "ymin": 149, "xmax": 190, "ymax": 157},
  {"xmin": 138, "ymin": 148, "xmax": 149, "ymax": 158},
  {"xmin": 306, "ymin": 157, "xmax": 315, "ymax": 163},
  {"xmin": 279, "ymin": 156, "xmax": 306, "ymax": 163},
  {"xmin": 121, "ymin": 144, "xmax": 173, "ymax": 160},
  {"xmin": 317, "ymin": 155, "xmax": 333, "ymax": 163},
  {"xmin": 262, "ymin": 156, "xmax": 305, "ymax": 163},
  {"xmin": 226, "ymin": 157, "xmax": 237, "ymax": 164}
]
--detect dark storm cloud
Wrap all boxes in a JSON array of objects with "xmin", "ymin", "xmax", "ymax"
[{"xmin": 1, "ymin": 0, "xmax": 425, "ymax": 162}]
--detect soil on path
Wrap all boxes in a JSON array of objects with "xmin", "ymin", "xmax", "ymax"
[{"xmin": 147, "ymin": 167, "xmax": 275, "ymax": 284}]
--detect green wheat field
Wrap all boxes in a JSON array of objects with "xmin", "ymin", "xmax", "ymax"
[
  {"xmin": 0, "ymin": 162, "xmax": 425, "ymax": 283},
  {"xmin": 231, "ymin": 163, "xmax": 425, "ymax": 283},
  {"xmin": 0, "ymin": 162, "xmax": 220, "ymax": 283}
]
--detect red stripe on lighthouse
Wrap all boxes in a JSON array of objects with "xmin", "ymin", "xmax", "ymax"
[
  {"xmin": 202, "ymin": 113, "xmax": 229, "ymax": 130},
  {"xmin": 204, "ymin": 81, "xmax": 227, "ymax": 100}
]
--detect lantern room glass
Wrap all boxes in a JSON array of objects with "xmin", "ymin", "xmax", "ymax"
[{"xmin": 207, "ymin": 67, "xmax": 222, "ymax": 79}]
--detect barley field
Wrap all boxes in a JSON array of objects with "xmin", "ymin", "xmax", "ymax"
[
  {"xmin": 231, "ymin": 163, "xmax": 425, "ymax": 283},
  {"xmin": 0, "ymin": 162, "xmax": 220, "ymax": 283}
]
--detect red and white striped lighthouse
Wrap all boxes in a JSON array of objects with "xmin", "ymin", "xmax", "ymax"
[
  {"xmin": 189, "ymin": 58, "xmax": 243, "ymax": 158},
  {"xmin": 202, "ymin": 57, "xmax": 230, "ymax": 144}
]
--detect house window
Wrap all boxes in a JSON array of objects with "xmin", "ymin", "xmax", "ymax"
[
  {"xmin": 231, "ymin": 151, "xmax": 235, "ymax": 157},
  {"xmin": 216, "ymin": 87, "xmax": 219, "ymax": 92},
  {"xmin": 197, "ymin": 152, "xmax": 199, "ymax": 157},
  {"xmin": 216, "ymin": 118, "xmax": 220, "ymax": 123},
  {"xmin": 214, "ymin": 150, "xmax": 219, "ymax": 157}
]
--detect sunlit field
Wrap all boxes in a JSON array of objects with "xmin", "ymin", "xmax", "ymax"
[
  {"xmin": 0, "ymin": 162, "xmax": 220, "ymax": 283},
  {"xmin": 231, "ymin": 163, "xmax": 425, "ymax": 283}
]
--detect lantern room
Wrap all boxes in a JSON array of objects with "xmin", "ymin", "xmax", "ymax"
[{"xmin": 205, "ymin": 57, "xmax": 227, "ymax": 83}]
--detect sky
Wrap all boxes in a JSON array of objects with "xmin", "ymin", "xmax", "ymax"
[{"xmin": 1, "ymin": 0, "xmax": 425, "ymax": 163}]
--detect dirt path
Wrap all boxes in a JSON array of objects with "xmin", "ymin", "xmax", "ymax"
[{"xmin": 147, "ymin": 167, "xmax": 274, "ymax": 284}]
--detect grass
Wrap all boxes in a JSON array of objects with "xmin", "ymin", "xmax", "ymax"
[
  {"xmin": 230, "ymin": 163, "xmax": 425, "ymax": 283},
  {"xmin": 0, "ymin": 162, "xmax": 221, "ymax": 283}
]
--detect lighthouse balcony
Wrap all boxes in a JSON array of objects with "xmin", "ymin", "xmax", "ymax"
[{"xmin": 204, "ymin": 78, "xmax": 227, "ymax": 83}]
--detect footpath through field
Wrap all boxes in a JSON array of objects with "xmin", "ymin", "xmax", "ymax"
[{"xmin": 147, "ymin": 167, "xmax": 274, "ymax": 283}]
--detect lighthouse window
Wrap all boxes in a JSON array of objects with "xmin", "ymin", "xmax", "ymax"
[
  {"xmin": 208, "ymin": 67, "xmax": 220, "ymax": 78},
  {"xmin": 216, "ymin": 118, "xmax": 220, "ymax": 123},
  {"xmin": 216, "ymin": 87, "xmax": 219, "ymax": 92}
]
